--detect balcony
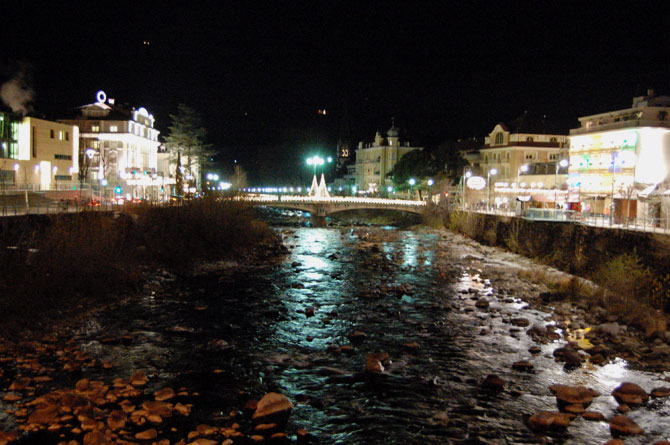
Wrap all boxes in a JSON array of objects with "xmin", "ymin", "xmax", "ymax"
[{"xmin": 570, "ymin": 119, "xmax": 670, "ymax": 135}]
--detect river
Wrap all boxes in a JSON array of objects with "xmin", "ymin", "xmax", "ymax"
[{"xmin": 2, "ymin": 218, "xmax": 669, "ymax": 444}]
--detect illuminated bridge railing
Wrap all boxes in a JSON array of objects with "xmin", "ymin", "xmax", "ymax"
[{"xmin": 243, "ymin": 195, "xmax": 426, "ymax": 207}]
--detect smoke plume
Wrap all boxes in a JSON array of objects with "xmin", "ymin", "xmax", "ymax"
[{"xmin": 1, "ymin": 64, "xmax": 34, "ymax": 115}]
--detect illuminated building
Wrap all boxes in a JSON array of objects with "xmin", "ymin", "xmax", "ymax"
[
  {"xmin": 60, "ymin": 91, "xmax": 162, "ymax": 199},
  {"xmin": 1, "ymin": 110, "xmax": 78, "ymax": 190},
  {"xmin": 568, "ymin": 90, "xmax": 670, "ymax": 218},
  {"xmin": 354, "ymin": 120, "xmax": 422, "ymax": 194},
  {"xmin": 477, "ymin": 115, "xmax": 568, "ymax": 208}
]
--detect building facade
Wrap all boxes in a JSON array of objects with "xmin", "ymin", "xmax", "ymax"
[
  {"xmin": 354, "ymin": 122, "xmax": 422, "ymax": 194},
  {"xmin": 1, "ymin": 111, "xmax": 78, "ymax": 190},
  {"xmin": 60, "ymin": 91, "xmax": 162, "ymax": 200},
  {"xmin": 473, "ymin": 118, "xmax": 568, "ymax": 209},
  {"xmin": 568, "ymin": 90, "xmax": 670, "ymax": 217}
]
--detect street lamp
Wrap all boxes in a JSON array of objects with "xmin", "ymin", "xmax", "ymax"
[
  {"xmin": 463, "ymin": 170, "xmax": 472, "ymax": 210},
  {"xmin": 409, "ymin": 178, "xmax": 416, "ymax": 200},
  {"xmin": 487, "ymin": 168, "xmax": 497, "ymax": 211},
  {"xmin": 554, "ymin": 159, "xmax": 569, "ymax": 208},
  {"xmin": 517, "ymin": 164, "xmax": 529, "ymax": 186}
]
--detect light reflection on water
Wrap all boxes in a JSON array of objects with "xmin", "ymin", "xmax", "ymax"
[{"xmin": 71, "ymin": 225, "xmax": 670, "ymax": 445}]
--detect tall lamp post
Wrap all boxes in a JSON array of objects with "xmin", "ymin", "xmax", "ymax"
[
  {"xmin": 487, "ymin": 168, "xmax": 497, "ymax": 211},
  {"xmin": 409, "ymin": 178, "xmax": 416, "ymax": 200},
  {"xmin": 517, "ymin": 164, "xmax": 529, "ymax": 186},
  {"xmin": 463, "ymin": 170, "xmax": 472, "ymax": 210},
  {"xmin": 554, "ymin": 159, "xmax": 569, "ymax": 208},
  {"xmin": 427, "ymin": 178, "xmax": 434, "ymax": 202}
]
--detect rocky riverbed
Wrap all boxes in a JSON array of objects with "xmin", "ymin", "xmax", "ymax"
[{"xmin": 1, "ymin": 224, "xmax": 669, "ymax": 444}]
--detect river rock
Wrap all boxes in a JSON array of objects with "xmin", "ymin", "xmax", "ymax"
[
  {"xmin": 511, "ymin": 361, "xmax": 534, "ymax": 372},
  {"xmin": 83, "ymin": 431, "xmax": 110, "ymax": 444},
  {"xmin": 612, "ymin": 382, "xmax": 648, "ymax": 406},
  {"xmin": 511, "ymin": 317, "xmax": 530, "ymax": 327},
  {"xmin": 252, "ymin": 392, "xmax": 294, "ymax": 426},
  {"xmin": 365, "ymin": 353, "xmax": 386, "ymax": 373},
  {"xmin": 582, "ymin": 411, "xmax": 605, "ymax": 421},
  {"xmin": 475, "ymin": 298, "xmax": 489, "ymax": 309},
  {"xmin": 135, "ymin": 428, "xmax": 158, "ymax": 440},
  {"xmin": 596, "ymin": 322, "xmax": 626, "ymax": 336},
  {"xmin": 550, "ymin": 384, "xmax": 599, "ymax": 409},
  {"xmin": 481, "ymin": 374, "xmax": 505, "ymax": 391},
  {"xmin": 527, "ymin": 411, "xmax": 572, "ymax": 432},
  {"xmin": 553, "ymin": 346, "xmax": 584, "ymax": 367},
  {"xmin": 609, "ymin": 414, "xmax": 643, "ymax": 436},
  {"xmin": 154, "ymin": 387, "xmax": 175, "ymax": 401},
  {"xmin": 651, "ymin": 387, "xmax": 670, "ymax": 397},
  {"xmin": 107, "ymin": 410, "xmax": 126, "ymax": 430}
]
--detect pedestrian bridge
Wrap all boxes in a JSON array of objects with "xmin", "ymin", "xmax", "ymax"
[{"xmin": 243, "ymin": 195, "xmax": 426, "ymax": 218}]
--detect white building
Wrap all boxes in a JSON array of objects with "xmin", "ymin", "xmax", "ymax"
[
  {"xmin": 60, "ymin": 91, "xmax": 163, "ymax": 200},
  {"xmin": 1, "ymin": 110, "xmax": 78, "ymax": 191},
  {"xmin": 354, "ymin": 121, "xmax": 422, "ymax": 194},
  {"xmin": 568, "ymin": 90, "xmax": 670, "ymax": 218}
]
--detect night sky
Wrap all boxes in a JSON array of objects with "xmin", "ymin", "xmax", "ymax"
[{"xmin": 2, "ymin": 2, "xmax": 670, "ymax": 183}]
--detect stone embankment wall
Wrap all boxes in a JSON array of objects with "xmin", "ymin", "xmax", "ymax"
[{"xmin": 445, "ymin": 211, "xmax": 670, "ymax": 278}]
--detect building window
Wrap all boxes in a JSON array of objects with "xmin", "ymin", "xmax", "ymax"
[
  {"xmin": 54, "ymin": 154, "xmax": 73, "ymax": 160},
  {"xmin": 550, "ymin": 137, "xmax": 557, "ymax": 143},
  {"xmin": 494, "ymin": 133, "xmax": 503, "ymax": 145},
  {"xmin": 58, "ymin": 131, "xmax": 64, "ymax": 140},
  {"xmin": 110, "ymin": 125, "xmax": 118, "ymax": 132},
  {"xmin": 549, "ymin": 153, "xmax": 558, "ymax": 161},
  {"xmin": 65, "ymin": 131, "xmax": 69, "ymax": 141},
  {"xmin": 525, "ymin": 152, "xmax": 537, "ymax": 160},
  {"xmin": 50, "ymin": 129, "xmax": 54, "ymax": 139},
  {"xmin": 92, "ymin": 125, "xmax": 100, "ymax": 132},
  {"xmin": 526, "ymin": 137, "xmax": 534, "ymax": 143}
]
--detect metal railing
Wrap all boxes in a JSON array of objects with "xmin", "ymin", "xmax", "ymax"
[{"xmin": 466, "ymin": 207, "xmax": 670, "ymax": 234}]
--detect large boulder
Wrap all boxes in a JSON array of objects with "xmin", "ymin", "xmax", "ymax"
[
  {"xmin": 612, "ymin": 382, "xmax": 649, "ymax": 406},
  {"xmin": 252, "ymin": 392, "xmax": 294, "ymax": 426}
]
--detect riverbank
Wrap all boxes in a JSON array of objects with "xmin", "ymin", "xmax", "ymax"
[
  {"xmin": 429, "ymin": 208, "xmax": 670, "ymax": 366},
  {"xmin": 1, "ymin": 221, "xmax": 669, "ymax": 443},
  {"xmin": 0, "ymin": 198, "xmax": 278, "ymax": 338}
]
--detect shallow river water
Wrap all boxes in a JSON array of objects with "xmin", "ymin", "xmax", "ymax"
[{"xmin": 5, "ymin": 222, "xmax": 669, "ymax": 444}]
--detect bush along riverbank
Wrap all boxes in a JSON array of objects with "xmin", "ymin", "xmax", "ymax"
[
  {"xmin": 427, "ymin": 206, "xmax": 670, "ymax": 372},
  {"xmin": 0, "ymin": 197, "xmax": 282, "ymax": 339}
]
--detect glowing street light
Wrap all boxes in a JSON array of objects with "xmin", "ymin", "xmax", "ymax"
[
  {"xmin": 554, "ymin": 159, "xmax": 569, "ymax": 206},
  {"xmin": 409, "ymin": 178, "xmax": 416, "ymax": 200},
  {"xmin": 517, "ymin": 163, "xmax": 529, "ymax": 186},
  {"xmin": 306, "ymin": 155, "xmax": 324, "ymax": 176},
  {"xmin": 487, "ymin": 168, "xmax": 497, "ymax": 211}
]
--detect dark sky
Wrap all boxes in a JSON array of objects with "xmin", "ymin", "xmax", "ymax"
[{"xmin": 2, "ymin": 1, "xmax": 670, "ymax": 183}]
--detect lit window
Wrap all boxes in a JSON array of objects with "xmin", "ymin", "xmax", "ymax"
[
  {"xmin": 110, "ymin": 126, "xmax": 118, "ymax": 132},
  {"xmin": 59, "ymin": 131, "xmax": 64, "ymax": 140},
  {"xmin": 92, "ymin": 125, "xmax": 100, "ymax": 132},
  {"xmin": 494, "ymin": 133, "xmax": 503, "ymax": 145}
]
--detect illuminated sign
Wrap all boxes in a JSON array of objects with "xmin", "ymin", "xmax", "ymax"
[
  {"xmin": 466, "ymin": 176, "xmax": 486, "ymax": 190},
  {"xmin": 96, "ymin": 90, "xmax": 107, "ymax": 104}
]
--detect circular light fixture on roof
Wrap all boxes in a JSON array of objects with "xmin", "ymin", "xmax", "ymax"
[{"xmin": 96, "ymin": 90, "xmax": 107, "ymax": 104}]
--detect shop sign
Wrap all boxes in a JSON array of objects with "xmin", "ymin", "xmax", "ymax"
[{"xmin": 467, "ymin": 176, "xmax": 486, "ymax": 190}]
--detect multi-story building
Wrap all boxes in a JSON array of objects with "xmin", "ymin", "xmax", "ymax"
[
  {"xmin": 474, "ymin": 116, "xmax": 568, "ymax": 209},
  {"xmin": 1, "ymin": 110, "xmax": 78, "ymax": 190},
  {"xmin": 354, "ymin": 121, "xmax": 422, "ymax": 194},
  {"xmin": 60, "ymin": 91, "xmax": 162, "ymax": 199},
  {"xmin": 568, "ymin": 90, "xmax": 670, "ymax": 218}
]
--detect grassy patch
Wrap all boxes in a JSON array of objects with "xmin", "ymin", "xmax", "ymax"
[{"xmin": 0, "ymin": 196, "xmax": 276, "ymax": 337}]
